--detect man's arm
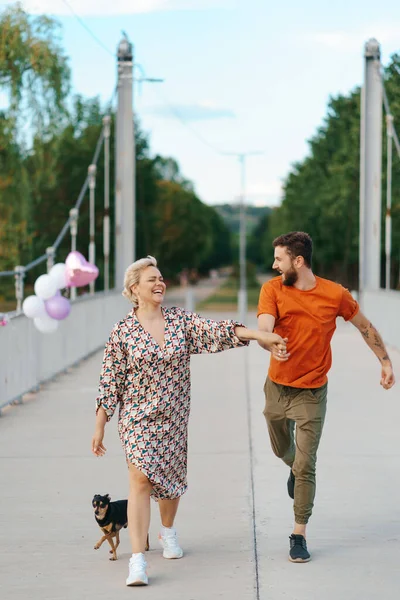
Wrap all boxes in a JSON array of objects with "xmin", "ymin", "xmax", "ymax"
[
  {"xmin": 350, "ymin": 311, "xmax": 395, "ymax": 390},
  {"xmin": 258, "ymin": 313, "xmax": 289, "ymax": 361},
  {"xmin": 258, "ymin": 313, "xmax": 276, "ymax": 334}
]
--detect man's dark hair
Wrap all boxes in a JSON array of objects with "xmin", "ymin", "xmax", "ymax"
[{"xmin": 273, "ymin": 231, "xmax": 313, "ymax": 268}]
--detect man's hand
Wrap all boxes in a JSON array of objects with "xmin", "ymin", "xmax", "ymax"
[
  {"xmin": 381, "ymin": 362, "xmax": 395, "ymax": 390},
  {"xmin": 257, "ymin": 332, "xmax": 289, "ymax": 361}
]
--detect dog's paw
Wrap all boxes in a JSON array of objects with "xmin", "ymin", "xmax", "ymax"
[{"xmin": 109, "ymin": 556, "xmax": 117, "ymax": 561}]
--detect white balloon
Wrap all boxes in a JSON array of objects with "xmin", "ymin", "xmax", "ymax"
[
  {"xmin": 49, "ymin": 263, "xmax": 67, "ymax": 290},
  {"xmin": 33, "ymin": 315, "xmax": 59, "ymax": 334},
  {"xmin": 22, "ymin": 295, "xmax": 46, "ymax": 319},
  {"xmin": 34, "ymin": 274, "xmax": 58, "ymax": 300}
]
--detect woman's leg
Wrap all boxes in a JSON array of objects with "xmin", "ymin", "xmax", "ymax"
[
  {"xmin": 127, "ymin": 463, "xmax": 153, "ymax": 553},
  {"xmin": 158, "ymin": 498, "xmax": 180, "ymax": 527},
  {"xmin": 158, "ymin": 497, "xmax": 183, "ymax": 559}
]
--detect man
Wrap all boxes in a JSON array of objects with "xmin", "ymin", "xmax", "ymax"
[{"xmin": 257, "ymin": 231, "xmax": 395, "ymax": 563}]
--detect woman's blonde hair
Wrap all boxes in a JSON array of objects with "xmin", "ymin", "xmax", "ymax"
[{"xmin": 122, "ymin": 255, "xmax": 158, "ymax": 307}]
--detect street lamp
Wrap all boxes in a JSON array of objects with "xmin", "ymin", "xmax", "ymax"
[{"xmin": 224, "ymin": 151, "xmax": 263, "ymax": 323}]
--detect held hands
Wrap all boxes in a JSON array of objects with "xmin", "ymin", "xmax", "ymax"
[
  {"xmin": 380, "ymin": 362, "xmax": 395, "ymax": 390},
  {"xmin": 258, "ymin": 332, "xmax": 289, "ymax": 362},
  {"xmin": 91, "ymin": 427, "xmax": 107, "ymax": 457}
]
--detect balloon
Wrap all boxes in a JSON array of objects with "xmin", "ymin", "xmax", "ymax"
[
  {"xmin": 65, "ymin": 251, "xmax": 99, "ymax": 288},
  {"xmin": 0, "ymin": 314, "xmax": 9, "ymax": 326},
  {"xmin": 33, "ymin": 315, "xmax": 59, "ymax": 334},
  {"xmin": 49, "ymin": 263, "xmax": 67, "ymax": 290},
  {"xmin": 34, "ymin": 274, "xmax": 58, "ymax": 300},
  {"xmin": 45, "ymin": 295, "xmax": 71, "ymax": 320},
  {"xmin": 22, "ymin": 295, "xmax": 46, "ymax": 319}
]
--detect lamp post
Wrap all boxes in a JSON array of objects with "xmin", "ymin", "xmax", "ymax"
[{"xmin": 224, "ymin": 151, "xmax": 263, "ymax": 323}]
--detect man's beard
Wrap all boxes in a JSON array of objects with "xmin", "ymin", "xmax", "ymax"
[{"xmin": 282, "ymin": 266, "xmax": 298, "ymax": 287}]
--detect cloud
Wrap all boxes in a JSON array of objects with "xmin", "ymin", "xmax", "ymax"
[
  {"xmin": 146, "ymin": 102, "xmax": 235, "ymax": 121},
  {"xmin": 303, "ymin": 25, "xmax": 400, "ymax": 54},
  {"xmin": 246, "ymin": 181, "xmax": 283, "ymax": 207},
  {"xmin": 10, "ymin": 0, "xmax": 231, "ymax": 17}
]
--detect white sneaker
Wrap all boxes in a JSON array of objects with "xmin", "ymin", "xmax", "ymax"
[
  {"xmin": 158, "ymin": 527, "xmax": 184, "ymax": 559},
  {"xmin": 126, "ymin": 553, "xmax": 148, "ymax": 586}
]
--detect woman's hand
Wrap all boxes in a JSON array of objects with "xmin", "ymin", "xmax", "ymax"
[
  {"xmin": 258, "ymin": 332, "xmax": 289, "ymax": 361},
  {"xmin": 92, "ymin": 427, "xmax": 107, "ymax": 457}
]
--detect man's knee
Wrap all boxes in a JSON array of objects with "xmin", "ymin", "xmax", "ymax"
[
  {"xmin": 272, "ymin": 443, "xmax": 291, "ymax": 460},
  {"xmin": 265, "ymin": 414, "xmax": 294, "ymax": 460},
  {"xmin": 293, "ymin": 455, "xmax": 317, "ymax": 479}
]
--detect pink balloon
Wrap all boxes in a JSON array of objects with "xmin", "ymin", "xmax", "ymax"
[
  {"xmin": 45, "ymin": 295, "xmax": 71, "ymax": 320},
  {"xmin": 65, "ymin": 251, "xmax": 99, "ymax": 288}
]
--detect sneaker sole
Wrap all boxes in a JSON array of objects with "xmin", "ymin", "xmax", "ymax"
[
  {"xmin": 162, "ymin": 550, "xmax": 183, "ymax": 559},
  {"xmin": 158, "ymin": 536, "xmax": 183, "ymax": 559},
  {"xmin": 126, "ymin": 578, "xmax": 148, "ymax": 586},
  {"xmin": 289, "ymin": 556, "xmax": 311, "ymax": 563}
]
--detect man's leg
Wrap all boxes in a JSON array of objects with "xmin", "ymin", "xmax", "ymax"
[
  {"xmin": 286, "ymin": 384, "xmax": 327, "ymax": 537},
  {"xmin": 263, "ymin": 377, "xmax": 296, "ymax": 466}
]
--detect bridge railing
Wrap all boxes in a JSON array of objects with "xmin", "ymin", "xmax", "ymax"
[
  {"xmin": 0, "ymin": 114, "xmax": 112, "ymax": 317},
  {"xmin": 0, "ymin": 291, "xmax": 127, "ymax": 412}
]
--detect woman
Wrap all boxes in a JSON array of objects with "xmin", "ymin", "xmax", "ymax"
[{"xmin": 91, "ymin": 256, "xmax": 287, "ymax": 586}]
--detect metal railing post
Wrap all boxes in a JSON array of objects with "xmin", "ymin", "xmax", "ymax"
[
  {"xmin": 103, "ymin": 115, "xmax": 111, "ymax": 291},
  {"xmin": 69, "ymin": 208, "xmax": 79, "ymax": 300},
  {"xmin": 88, "ymin": 164, "xmax": 97, "ymax": 295},
  {"xmin": 46, "ymin": 246, "xmax": 55, "ymax": 273},
  {"xmin": 14, "ymin": 266, "xmax": 25, "ymax": 313}
]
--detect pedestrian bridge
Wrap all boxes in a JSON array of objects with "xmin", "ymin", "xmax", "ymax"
[
  {"xmin": 1, "ymin": 284, "xmax": 399, "ymax": 412},
  {"xmin": 1, "ymin": 301, "xmax": 399, "ymax": 600},
  {"xmin": 1, "ymin": 30, "xmax": 400, "ymax": 598}
]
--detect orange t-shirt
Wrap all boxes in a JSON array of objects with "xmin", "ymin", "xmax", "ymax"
[{"xmin": 257, "ymin": 276, "xmax": 359, "ymax": 388}]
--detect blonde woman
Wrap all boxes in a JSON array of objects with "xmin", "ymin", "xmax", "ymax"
[{"xmin": 91, "ymin": 256, "xmax": 287, "ymax": 586}]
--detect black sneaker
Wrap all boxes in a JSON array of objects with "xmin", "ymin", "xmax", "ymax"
[
  {"xmin": 287, "ymin": 469, "xmax": 295, "ymax": 499},
  {"xmin": 289, "ymin": 534, "xmax": 311, "ymax": 563}
]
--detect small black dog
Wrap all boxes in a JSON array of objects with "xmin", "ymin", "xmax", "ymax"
[{"xmin": 92, "ymin": 494, "xmax": 149, "ymax": 561}]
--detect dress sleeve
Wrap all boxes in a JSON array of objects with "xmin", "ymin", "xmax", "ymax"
[
  {"xmin": 183, "ymin": 310, "xmax": 249, "ymax": 355},
  {"xmin": 95, "ymin": 327, "xmax": 127, "ymax": 421}
]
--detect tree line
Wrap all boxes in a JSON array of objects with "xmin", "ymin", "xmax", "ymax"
[
  {"xmin": 3, "ymin": 3, "xmax": 399, "ymax": 299},
  {"xmin": 260, "ymin": 56, "xmax": 400, "ymax": 289}
]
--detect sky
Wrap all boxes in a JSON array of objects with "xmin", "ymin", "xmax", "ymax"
[{"xmin": 2, "ymin": 0, "xmax": 400, "ymax": 208}]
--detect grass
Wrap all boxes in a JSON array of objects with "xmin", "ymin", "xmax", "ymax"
[
  {"xmin": 197, "ymin": 276, "xmax": 260, "ymax": 312},
  {"xmin": 0, "ymin": 299, "xmax": 18, "ymax": 313}
]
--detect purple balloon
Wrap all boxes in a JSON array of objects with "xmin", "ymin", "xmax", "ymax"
[{"xmin": 44, "ymin": 295, "xmax": 71, "ymax": 321}]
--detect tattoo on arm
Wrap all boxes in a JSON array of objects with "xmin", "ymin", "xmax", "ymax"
[{"xmin": 360, "ymin": 321, "xmax": 391, "ymax": 364}]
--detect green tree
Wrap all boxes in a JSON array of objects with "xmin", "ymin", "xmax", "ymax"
[
  {"xmin": 0, "ymin": 3, "xmax": 70, "ymax": 272},
  {"xmin": 268, "ymin": 91, "xmax": 362, "ymax": 287},
  {"xmin": 197, "ymin": 205, "xmax": 233, "ymax": 273},
  {"xmin": 0, "ymin": 3, "xmax": 70, "ymax": 127},
  {"xmin": 152, "ymin": 180, "xmax": 214, "ymax": 278},
  {"xmin": 268, "ymin": 53, "xmax": 400, "ymax": 289}
]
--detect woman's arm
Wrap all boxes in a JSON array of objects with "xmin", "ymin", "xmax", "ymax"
[
  {"xmin": 92, "ymin": 407, "xmax": 107, "ymax": 456},
  {"xmin": 92, "ymin": 327, "xmax": 128, "ymax": 457},
  {"xmin": 235, "ymin": 327, "xmax": 289, "ymax": 361}
]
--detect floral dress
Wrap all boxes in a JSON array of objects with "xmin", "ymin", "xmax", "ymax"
[{"xmin": 96, "ymin": 306, "xmax": 248, "ymax": 499}]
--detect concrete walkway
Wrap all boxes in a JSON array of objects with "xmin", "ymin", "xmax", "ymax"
[{"xmin": 1, "ymin": 313, "xmax": 399, "ymax": 600}]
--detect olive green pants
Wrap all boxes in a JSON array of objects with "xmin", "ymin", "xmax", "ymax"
[{"xmin": 263, "ymin": 377, "xmax": 328, "ymax": 524}]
